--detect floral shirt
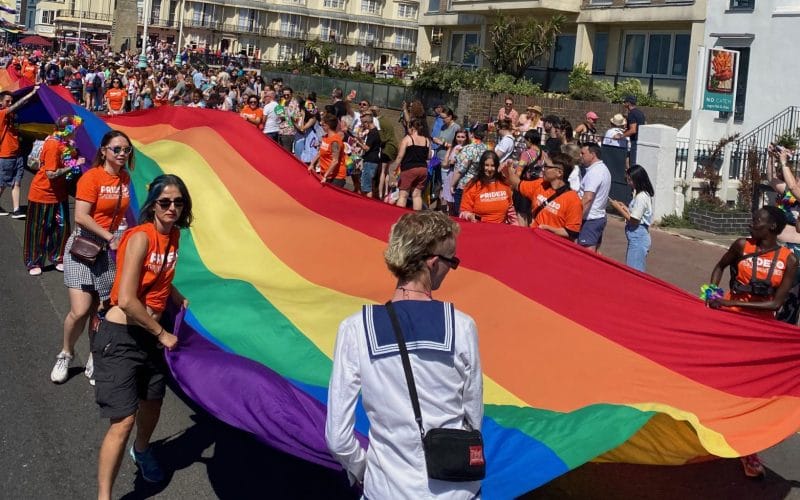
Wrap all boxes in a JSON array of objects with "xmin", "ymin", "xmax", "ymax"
[{"xmin": 454, "ymin": 141, "xmax": 487, "ymax": 190}]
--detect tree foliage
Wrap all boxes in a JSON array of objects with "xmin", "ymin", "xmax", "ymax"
[
  {"xmin": 304, "ymin": 39, "xmax": 334, "ymax": 76},
  {"xmin": 480, "ymin": 11, "xmax": 565, "ymax": 79}
]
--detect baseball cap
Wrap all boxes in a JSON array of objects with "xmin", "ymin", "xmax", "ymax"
[{"xmin": 586, "ymin": 111, "xmax": 598, "ymax": 120}]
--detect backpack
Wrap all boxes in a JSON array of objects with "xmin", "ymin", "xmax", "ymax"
[{"xmin": 27, "ymin": 139, "xmax": 45, "ymax": 170}]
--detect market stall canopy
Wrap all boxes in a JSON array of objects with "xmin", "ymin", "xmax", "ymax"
[{"xmin": 18, "ymin": 35, "xmax": 53, "ymax": 47}]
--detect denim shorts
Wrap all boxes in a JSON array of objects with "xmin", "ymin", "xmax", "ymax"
[
  {"xmin": 0, "ymin": 156, "xmax": 22, "ymax": 187},
  {"xmin": 92, "ymin": 321, "xmax": 167, "ymax": 419},
  {"xmin": 578, "ymin": 217, "xmax": 607, "ymax": 247},
  {"xmin": 361, "ymin": 161, "xmax": 378, "ymax": 193}
]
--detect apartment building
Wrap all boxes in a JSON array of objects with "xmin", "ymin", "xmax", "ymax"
[
  {"xmin": 34, "ymin": 0, "xmax": 420, "ymax": 68},
  {"xmin": 417, "ymin": 0, "xmax": 705, "ymax": 109}
]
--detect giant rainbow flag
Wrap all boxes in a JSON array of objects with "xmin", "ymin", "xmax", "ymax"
[{"xmin": 30, "ymin": 90, "xmax": 800, "ymax": 498}]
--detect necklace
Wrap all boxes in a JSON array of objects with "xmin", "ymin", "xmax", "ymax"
[{"xmin": 396, "ymin": 286, "xmax": 432, "ymax": 300}]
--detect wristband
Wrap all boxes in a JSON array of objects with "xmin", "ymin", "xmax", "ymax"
[{"xmin": 156, "ymin": 327, "xmax": 165, "ymax": 337}]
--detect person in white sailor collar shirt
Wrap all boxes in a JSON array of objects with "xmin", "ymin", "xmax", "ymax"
[{"xmin": 326, "ymin": 210, "xmax": 484, "ymax": 499}]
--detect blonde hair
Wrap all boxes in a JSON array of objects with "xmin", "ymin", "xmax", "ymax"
[
  {"xmin": 561, "ymin": 143, "xmax": 581, "ymax": 164},
  {"xmin": 385, "ymin": 211, "xmax": 460, "ymax": 283}
]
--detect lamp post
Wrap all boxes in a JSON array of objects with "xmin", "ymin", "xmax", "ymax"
[
  {"xmin": 138, "ymin": 0, "xmax": 150, "ymax": 68},
  {"xmin": 76, "ymin": 0, "xmax": 82, "ymax": 51},
  {"xmin": 175, "ymin": 0, "xmax": 184, "ymax": 65}
]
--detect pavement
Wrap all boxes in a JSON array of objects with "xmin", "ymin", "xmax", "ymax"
[{"xmin": 1, "ymin": 174, "xmax": 799, "ymax": 499}]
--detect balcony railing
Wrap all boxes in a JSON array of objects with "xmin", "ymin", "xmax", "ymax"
[{"xmin": 55, "ymin": 10, "xmax": 113, "ymax": 23}]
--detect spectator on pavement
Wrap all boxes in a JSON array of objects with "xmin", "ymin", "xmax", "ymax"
[
  {"xmin": 577, "ymin": 142, "xmax": 611, "ymax": 252},
  {"xmin": 609, "ymin": 164, "xmax": 654, "ymax": 272}
]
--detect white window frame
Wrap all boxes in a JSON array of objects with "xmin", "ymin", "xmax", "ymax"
[
  {"xmin": 280, "ymin": 13, "xmax": 302, "ymax": 37},
  {"xmin": 324, "ymin": 0, "xmax": 346, "ymax": 8},
  {"xmin": 357, "ymin": 50, "xmax": 373, "ymax": 65},
  {"xmin": 620, "ymin": 30, "xmax": 690, "ymax": 79},
  {"xmin": 278, "ymin": 42, "xmax": 300, "ymax": 61},
  {"xmin": 397, "ymin": 3, "xmax": 417, "ymax": 18},
  {"xmin": 238, "ymin": 8, "xmax": 248, "ymax": 30},
  {"xmin": 361, "ymin": 0, "xmax": 381, "ymax": 15},
  {"xmin": 449, "ymin": 31, "xmax": 480, "ymax": 67},
  {"xmin": 319, "ymin": 18, "xmax": 343, "ymax": 41}
]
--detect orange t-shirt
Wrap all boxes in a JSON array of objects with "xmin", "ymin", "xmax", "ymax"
[
  {"xmin": 111, "ymin": 223, "xmax": 180, "ymax": 314},
  {"xmin": 319, "ymin": 133, "xmax": 347, "ymax": 180},
  {"xmin": 75, "ymin": 167, "xmax": 131, "ymax": 230},
  {"xmin": 725, "ymin": 239, "xmax": 793, "ymax": 319},
  {"xmin": 519, "ymin": 179, "xmax": 583, "ymax": 233},
  {"xmin": 28, "ymin": 137, "xmax": 67, "ymax": 203},
  {"xmin": 0, "ymin": 108, "xmax": 19, "ymax": 158},
  {"xmin": 105, "ymin": 88, "xmax": 127, "ymax": 111},
  {"xmin": 22, "ymin": 62, "xmax": 37, "ymax": 81},
  {"xmin": 460, "ymin": 180, "xmax": 514, "ymax": 223},
  {"xmin": 241, "ymin": 107, "xmax": 263, "ymax": 127}
]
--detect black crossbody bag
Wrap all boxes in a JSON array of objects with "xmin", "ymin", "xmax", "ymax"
[{"xmin": 385, "ymin": 301, "xmax": 486, "ymax": 482}]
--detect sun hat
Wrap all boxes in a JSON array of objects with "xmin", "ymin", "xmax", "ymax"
[{"xmin": 610, "ymin": 114, "xmax": 626, "ymax": 127}]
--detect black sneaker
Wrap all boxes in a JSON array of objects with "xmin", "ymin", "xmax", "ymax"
[
  {"xmin": 0, "ymin": 206, "xmax": 8, "ymax": 216},
  {"xmin": 10, "ymin": 209, "xmax": 25, "ymax": 219}
]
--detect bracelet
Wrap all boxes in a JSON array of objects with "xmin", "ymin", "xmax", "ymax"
[{"xmin": 156, "ymin": 327, "xmax": 165, "ymax": 337}]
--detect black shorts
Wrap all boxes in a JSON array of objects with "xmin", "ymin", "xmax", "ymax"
[{"xmin": 92, "ymin": 321, "xmax": 168, "ymax": 419}]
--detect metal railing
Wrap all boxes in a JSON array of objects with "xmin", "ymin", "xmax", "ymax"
[
  {"xmin": 55, "ymin": 10, "xmax": 113, "ymax": 23},
  {"xmin": 728, "ymin": 106, "xmax": 800, "ymax": 176},
  {"xmin": 674, "ymin": 138, "xmax": 721, "ymax": 179}
]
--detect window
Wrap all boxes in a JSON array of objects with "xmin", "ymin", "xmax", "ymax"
[
  {"xmin": 397, "ymin": 3, "xmax": 417, "ymax": 18},
  {"xmin": 239, "ymin": 9, "xmax": 260, "ymax": 31},
  {"xmin": 238, "ymin": 8, "xmax": 248, "ymax": 30},
  {"xmin": 320, "ymin": 19, "xmax": 342, "ymax": 41},
  {"xmin": 150, "ymin": 0, "xmax": 161, "ymax": 23},
  {"xmin": 357, "ymin": 51, "xmax": 373, "ymax": 66},
  {"xmin": 191, "ymin": 2, "xmax": 201, "ymax": 23},
  {"xmin": 592, "ymin": 32, "xmax": 608, "ymax": 73},
  {"xmin": 621, "ymin": 32, "xmax": 690, "ymax": 77},
  {"xmin": 280, "ymin": 14, "xmax": 302, "ymax": 37},
  {"xmin": 730, "ymin": 0, "xmax": 754, "ymax": 9},
  {"xmin": 361, "ymin": 0, "xmax": 381, "ymax": 15},
  {"xmin": 552, "ymin": 34, "xmax": 575, "ymax": 70},
  {"xmin": 395, "ymin": 28, "xmax": 416, "ymax": 50},
  {"xmin": 324, "ymin": 0, "xmax": 346, "ymax": 8},
  {"xmin": 449, "ymin": 32, "xmax": 480, "ymax": 67},
  {"xmin": 427, "ymin": 0, "xmax": 440, "ymax": 11},
  {"xmin": 283, "ymin": 0, "xmax": 305, "ymax": 4},
  {"xmin": 41, "ymin": 10, "xmax": 55, "ymax": 24},
  {"xmin": 278, "ymin": 43, "xmax": 300, "ymax": 61},
  {"xmin": 358, "ymin": 23, "xmax": 377, "ymax": 45}
]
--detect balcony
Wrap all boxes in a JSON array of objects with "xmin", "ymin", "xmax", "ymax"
[
  {"xmin": 447, "ymin": 0, "xmax": 581, "ymax": 15},
  {"xmin": 185, "ymin": 19, "xmax": 311, "ymax": 40},
  {"xmin": 137, "ymin": 15, "xmax": 179, "ymax": 28},
  {"xmin": 55, "ymin": 10, "xmax": 113, "ymax": 23}
]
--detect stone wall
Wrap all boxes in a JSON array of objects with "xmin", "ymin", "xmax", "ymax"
[{"xmin": 455, "ymin": 90, "xmax": 691, "ymax": 132}]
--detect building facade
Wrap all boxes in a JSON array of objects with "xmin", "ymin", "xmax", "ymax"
[
  {"xmin": 417, "ymin": 0, "xmax": 705, "ymax": 109},
  {"xmin": 34, "ymin": 0, "xmax": 420, "ymax": 68}
]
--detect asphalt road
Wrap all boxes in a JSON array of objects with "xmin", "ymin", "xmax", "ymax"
[{"xmin": 1, "ymin": 182, "xmax": 800, "ymax": 499}]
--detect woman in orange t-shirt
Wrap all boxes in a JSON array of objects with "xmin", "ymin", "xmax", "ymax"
[
  {"xmin": 51, "ymin": 130, "xmax": 135, "ymax": 385},
  {"xmin": 308, "ymin": 114, "xmax": 346, "ymax": 187},
  {"xmin": 105, "ymin": 77, "xmax": 127, "ymax": 115},
  {"xmin": 93, "ymin": 174, "xmax": 192, "ymax": 496},
  {"xmin": 707, "ymin": 205, "xmax": 798, "ymax": 479},
  {"xmin": 459, "ymin": 150, "xmax": 516, "ymax": 224},
  {"xmin": 240, "ymin": 96, "xmax": 264, "ymax": 127},
  {"xmin": 24, "ymin": 115, "xmax": 86, "ymax": 276}
]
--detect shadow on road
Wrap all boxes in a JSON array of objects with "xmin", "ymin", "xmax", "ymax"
[
  {"xmin": 119, "ymin": 382, "xmax": 358, "ymax": 500},
  {"xmin": 524, "ymin": 459, "xmax": 797, "ymax": 499}
]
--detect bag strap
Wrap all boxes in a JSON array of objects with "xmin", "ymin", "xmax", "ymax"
[
  {"xmin": 385, "ymin": 301, "xmax": 425, "ymax": 439},
  {"xmin": 730, "ymin": 245, "xmax": 781, "ymax": 289},
  {"xmin": 530, "ymin": 185, "xmax": 570, "ymax": 221}
]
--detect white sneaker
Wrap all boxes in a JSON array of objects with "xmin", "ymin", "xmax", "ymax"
[
  {"xmin": 50, "ymin": 351, "xmax": 73, "ymax": 383},
  {"xmin": 84, "ymin": 352, "xmax": 94, "ymax": 385}
]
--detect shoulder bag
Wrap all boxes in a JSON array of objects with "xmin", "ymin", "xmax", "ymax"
[
  {"xmin": 530, "ymin": 185, "xmax": 570, "ymax": 221},
  {"xmin": 385, "ymin": 301, "xmax": 485, "ymax": 482},
  {"xmin": 70, "ymin": 181, "xmax": 124, "ymax": 265}
]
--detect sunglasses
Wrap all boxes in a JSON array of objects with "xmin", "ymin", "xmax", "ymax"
[
  {"xmin": 106, "ymin": 146, "xmax": 133, "ymax": 155},
  {"xmin": 359, "ymin": 102, "xmax": 369, "ymax": 106},
  {"xmin": 431, "ymin": 254, "xmax": 460, "ymax": 269},
  {"xmin": 155, "ymin": 197, "xmax": 185, "ymax": 209}
]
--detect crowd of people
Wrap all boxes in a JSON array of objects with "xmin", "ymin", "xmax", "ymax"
[{"xmin": 5, "ymin": 41, "xmax": 800, "ymax": 495}]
